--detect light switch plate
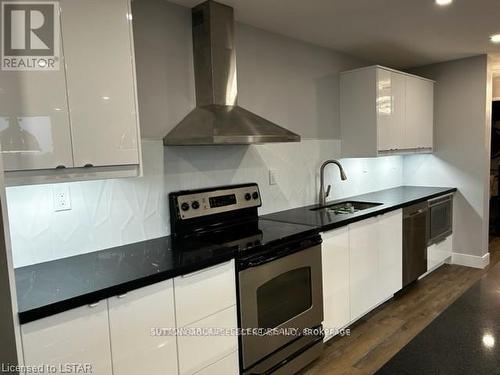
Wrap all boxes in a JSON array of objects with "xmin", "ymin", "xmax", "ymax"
[
  {"xmin": 269, "ymin": 170, "xmax": 277, "ymax": 185},
  {"xmin": 53, "ymin": 184, "xmax": 72, "ymax": 211}
]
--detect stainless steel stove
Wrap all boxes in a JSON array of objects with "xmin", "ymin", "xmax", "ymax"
[{"xmin": 169, "ymin": 183, "xmax": 324, "ymax": 375}]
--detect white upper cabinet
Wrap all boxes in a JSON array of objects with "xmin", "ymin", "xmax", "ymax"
[
  {"xmin": 377, "ymin": 69, "xmax": 405, "ymax": 152},
  {"xmin": 404, "ymin": 75, "xmax": 434, "ymax": 150},
  {"xmin": 340, "ymin": 65, "xmax": 434, "ymax": 158},
  {"xmin": 60, "ymin": 0, "xmax": 140, "ymax": 168},
  {"xmin": 1, "ymin": 0, "xmax": 141, "ymax": 184},
  {"xmin": 0, "ymin": 2, "xmax": 73, "ymax": 172}
]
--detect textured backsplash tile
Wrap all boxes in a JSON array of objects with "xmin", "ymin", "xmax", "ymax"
[{"xmin": 7, "ymin": 140, "xmax": 403, "ymax": 267}]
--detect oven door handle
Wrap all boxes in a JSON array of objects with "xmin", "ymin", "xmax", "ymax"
[
  {"xmin": 246, "ymin": 255, "xmax": 279, "ymax": 268},
  {"xmin": 243, "ymin": 252, "xmax": 291, "ymax": 268}
]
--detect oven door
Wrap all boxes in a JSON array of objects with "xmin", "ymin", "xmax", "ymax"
[
  {"xmin": 428, "ymin": 194, "xmax": 453, "ymax": 245},
  {"xmin": 238, "ymin": 245, "xmax": 323, "ymax": 370}
]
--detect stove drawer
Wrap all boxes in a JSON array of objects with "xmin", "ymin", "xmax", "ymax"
[{"xmin": 174, "ymin": 259, "xmax": 236, "ymax": 327}]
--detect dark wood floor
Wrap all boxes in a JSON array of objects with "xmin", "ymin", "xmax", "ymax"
[{"xmin": 300, "ymin": 238, "xmax": 500, "ymax": 375}]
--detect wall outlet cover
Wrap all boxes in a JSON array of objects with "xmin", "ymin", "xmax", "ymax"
[{"xmin": 53, "ymin": 184, "xmax": 72, "ymax": 212}]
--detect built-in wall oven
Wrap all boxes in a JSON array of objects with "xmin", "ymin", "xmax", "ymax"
[
  {"xmin": 238, "ymin": 237, "xmax": 324, "ymax": 375},
  {"xmin": 428, "ymin": 194, "xmax": 453, "ymax": 245}
]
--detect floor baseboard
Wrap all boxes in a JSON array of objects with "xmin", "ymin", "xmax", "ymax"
[{"xmin": 451, "ymin": 252, "xmax": 490, "ymax": 269}]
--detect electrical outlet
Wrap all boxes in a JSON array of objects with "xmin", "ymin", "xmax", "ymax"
[
  {"xmin": 53, "ymin": 184, "xmax": 72, "ymax": 212},
  {"xmin": 269, "ymin": 170, "xmax": 277, "ymax": 185}
]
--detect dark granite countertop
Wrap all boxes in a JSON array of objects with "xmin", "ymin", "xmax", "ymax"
[
  {"xmin": 15, "ymin": 236, "xmax": 236, "ymax": 324},
  {"xmin": 262, "ymin": 186, "xmax": 457, "ymax": 231},
  {"xmin": 15, "ymin": 186, "xmax": 455, "ymax": 325},
  {"xmin": 377, "ymin": 261, "xmax": 500, "ymax": 375}
]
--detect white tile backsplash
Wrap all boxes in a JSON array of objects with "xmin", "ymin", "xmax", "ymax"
[{"xmin": 7, "ymin": 139, "xmax": 403, "ymax": 267}]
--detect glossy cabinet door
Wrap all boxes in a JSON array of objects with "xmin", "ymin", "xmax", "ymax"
[
  {"xmin": 174, "ymin": 260, "xmax": 236, "ymax": 328},
  {"xmin": 404, "ymin": 76, "xmax": 434, "ymax": 150},
  {"xmin": 341, "ymin": 66, "xmax": 434, "ymax": 157},
  {"xmin": 321, "ymin": 227, "xmax": 350, "ymax": 341},
  {"xmin": 378, "ymin": 210, "xmax": 403, "ymax": 301},
  {"xmin": 60, "ymin": 0, "xmax": 140, "ymax": 167},
  {"xmin": 21, "ymin": 301, "xmax": 112, "ymax": 374},
  {"xmin": 0, "ymin": 2, "xmax": 74, "ymax": 171},
  {"xmin": 108, "ymin": 280, "xmax": 178, "ymax": 375},
  {"xmin": 348, "ymin": 217, "xmax": 379, "ymax": 322},
  {"xmin": 377, "ymin": 68, "xmax": 405, "ymax": 152}
]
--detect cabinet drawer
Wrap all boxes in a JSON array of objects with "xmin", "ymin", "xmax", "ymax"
[
  {"xmin": 193, "ymin": 351, "xmax": 239, "ymax": 375},
  {"xmin": 177, "ymin": 305, "xmax": 238, "ymax": 375},
  {"xmin": 174, "ymin": 260, "xmax": 236, "ymax": 327},
  {"xmin": 428, "ymin": 235, "xmax": 452, "ymax": 270}
]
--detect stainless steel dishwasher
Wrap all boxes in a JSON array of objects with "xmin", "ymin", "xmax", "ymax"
[{"xmin": 403, "ymin": 201, "xmax": 428, "ymax": 287}]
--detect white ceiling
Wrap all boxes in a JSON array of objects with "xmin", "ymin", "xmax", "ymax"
[{"xmin": 169, "ymin": 0, "xmax": 500, "ymax": 69}]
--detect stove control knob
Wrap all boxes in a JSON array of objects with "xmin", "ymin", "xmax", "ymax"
[
  {"xmin": 191, "ymin": 201, "xmax": 200, "ymax": 210},
  {"xmin": 244, "ymin": 193, "xmax": 252, "ymax": 201},
  {"xmin": 252, "ymin": 192, "xmax": 259, "ymax": 200},
  {"xmin": 181, "ymin": 202, "xmax": 190, "ymax": 211}
]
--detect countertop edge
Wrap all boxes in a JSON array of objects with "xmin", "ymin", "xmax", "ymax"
[
  {"xmin": 319, "ymin": 187, "xmax": 457, "ymax": 232},
  {"xmin": 18, "ymin": 253, "xmax": 235, "ymax": 324}
]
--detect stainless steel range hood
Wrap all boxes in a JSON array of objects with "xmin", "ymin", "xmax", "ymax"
[{"xmin": 164, "ymin": 0, "xmax": 301, "ymax": 146}]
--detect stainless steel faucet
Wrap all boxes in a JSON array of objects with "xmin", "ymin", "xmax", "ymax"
[{"xmin": 319, "ymin": 160, "xmax": 347, "ymax": 207}]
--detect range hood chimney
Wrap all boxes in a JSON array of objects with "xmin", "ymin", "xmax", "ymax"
[{"xmin": 164, "ymin": 0, "xmax": 301, "ymax": 145}]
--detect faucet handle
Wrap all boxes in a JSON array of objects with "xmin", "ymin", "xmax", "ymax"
[{"xmin": 325, "ymin": 185, "xmax": 331, "ymax": 198}]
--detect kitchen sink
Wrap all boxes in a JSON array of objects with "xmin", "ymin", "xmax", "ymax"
[{"xmin": 310, "ymin": 201, "xmax": 383, "ymax": 214}]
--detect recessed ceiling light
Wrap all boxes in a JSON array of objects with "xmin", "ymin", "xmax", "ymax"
[
  {"xmin": 435, "ymin": 0, "xmax": 453, "ymax": 5},
  {"xmin": 491, "ymin": 34, "xmax": 500, "ymax": 44}
]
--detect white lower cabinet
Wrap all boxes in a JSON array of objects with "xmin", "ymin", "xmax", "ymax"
[
  {"xmin": 108, "ymin": 280, "xmax": 178, "ymax": 375},
  {"xmin": 174, "ymin": 260, "xmax": 239, "ymax": 375},
  {"xmin": 347, "ymin": 210, "xmax": 403, "ymax": 322},
  {"xmin": 349, "ymin": 217, "xmax": 380, "ymax": 321},
  {"xmin": 21, "ymin": 300, "xmax": 113, "ymax": 375},
  {"xmin": 193, "ymin": 352, "xmax": 239, "ymax": 375},
  {"xmin": 427, "ymin": 235, "xmax": 452, "ymax": 271},
  {"xmin": 321, "ymin": 227, "xmax": 350, "ymax": 341},
  {"xmin": 174, "ymin": 260, "xmax": 236, "ymax": 327},
  {"xmin": 177, "ymin": 306, "xmax": 238, "ymax": 375},
  {"xmin": 377, "ymin": 210, "xmax": 403, "ymax": 301},
  {"xmin": 21, "ymin": 261, "xmax": 239, "ymax": 375}
]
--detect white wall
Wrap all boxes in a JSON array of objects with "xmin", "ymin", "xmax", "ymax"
[
  {"xmin": 404, "ymin": 55, "xmax": 492, "ymax": 258},
  {"xmin": 6, "ymin": 0, "xmax": 405, "ymax": 267}
]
